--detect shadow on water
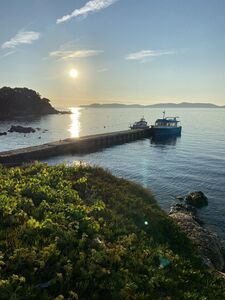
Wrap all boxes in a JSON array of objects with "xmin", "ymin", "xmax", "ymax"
[
  {"xmin": 150, "ymin": 135, "xmax": 181, "ymax": 146},
  {"xmin": 0, "ymin": 114, "xmax": 49, "ymax": 124}
]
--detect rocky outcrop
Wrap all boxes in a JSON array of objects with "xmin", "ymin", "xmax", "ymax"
[
  {"xmin": 169, "ymin": 203, "xmax": 225, "ymax": 271},
  {"xmin": 185, "ymin": 191, "xmax": 208, "ymax": 208},
  {"xmin": 0, "ymin": 87, "xmax": 59, "ymax": 119},
  {"xmin": 0, "ymin": 132, "xmax": 7, "ymax": 136},
  {"xmin": 8, "ymin": 125, "xmax": 36, "ymax": 133}
]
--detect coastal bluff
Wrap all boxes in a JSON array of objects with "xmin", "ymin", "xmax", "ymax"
[{"xmin": 0, "ymin": 87, "xmax": 59, "ymax": 119}]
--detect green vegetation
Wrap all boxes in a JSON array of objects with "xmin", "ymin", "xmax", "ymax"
[
  {"xmin": 0, "ymin": 163, "xmax": 224, "ymax": 299},
  {"xmin": 0, "ymin": 87, "xmax": 58, "ymax": 119}
]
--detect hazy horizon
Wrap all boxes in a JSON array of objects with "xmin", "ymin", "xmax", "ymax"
[{"xmin": 1, "ymin": 0, "xmax": 225, "ymax": 106}]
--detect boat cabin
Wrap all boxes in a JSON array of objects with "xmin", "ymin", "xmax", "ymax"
[
  {"xmin": 130, "ymin": 117, "xmax": 149, "ymax": 129},
  {"xmin": 155, "ymin": 117, "xmax": 180, "ymax": 128},
  {"xmin": 151, "ymin": 112, "xmax": 182, "ymax": 136}
]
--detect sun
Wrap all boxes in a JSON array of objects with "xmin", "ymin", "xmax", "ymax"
[{"xmin": 69, "ymin": 69, "xmax": 79, "ymax": 79}]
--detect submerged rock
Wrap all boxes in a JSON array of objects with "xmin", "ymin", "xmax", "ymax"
[
  {"xmin": 8, "ymin": 125, "xmax": 36, "ymax": 133},
  {"xmin": 176, "ymin": 195, "xmax": 185, "ymax": 201},
  {"xmin": 169, "ymin": 204, "xmax": 225, "ymax": 271},
  {"xmin": 185, "ymin": 191, "xmax": 208, "ymax": 208},
  {"xmin": 0, "ymin": 132, "xmax": 7, "ymax": 136}
]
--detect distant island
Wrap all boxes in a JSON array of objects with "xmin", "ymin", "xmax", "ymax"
[
  {"xmin": 0, "ymin": 87, "xmax": 60, "ymax": 119},
  {"xmin": 82, "ymin": 102, "xmax": 225, "ymax": 108}
]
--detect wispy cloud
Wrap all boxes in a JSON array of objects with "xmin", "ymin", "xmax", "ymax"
[
  {"xmin": 0, "ymin": 50, "xmax": 16, "ymax": 60},
  {"xmin": 97, "ymin": 68, "xmax": 108, "ymax": 73},
  {"xmin": 126, "ymin": 50, "xmax": 175, "ymax": 62},
  {"xmin": 2, "ymin": 30, "xmax": 40, "ymax": 49},
  {"xmin": 57, "ymin": 0, "xmax": 119, "ymax": 24},
  {"xmin": 2, "ymin": 51, "xmax": 16, "ymax": 57},
  {"xmin": 49, "ymin": 49, "xmax": 103, "ymax": 60}
]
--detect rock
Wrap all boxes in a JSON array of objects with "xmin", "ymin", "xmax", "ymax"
[
  {"xmin": 8, "ymin": 125, "xmax": 36, "ymax": 134},
  {"xmin": 0, "ymin": 132, "xmax": 7, "ymax": 136},
  {"xmin": 169, "ymin": 203, "xmax": 197, "ymax": 215},
  {"xmin": 185, "ymin": 191, "xmax": 208, "ymax": 208},
  {"xmin": 59, "ymin": 110, "xmax": 72, "ymax": 114},
  {"xmin": 176, "ymin": 195, "xmax": 184, "ymax": 201},
  {"xmin": 169, "ymin": 204, "xmax": 225, "ymax": 271}
]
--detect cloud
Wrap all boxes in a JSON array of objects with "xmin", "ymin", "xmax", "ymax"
[
  {"xmin": 97, "ymin": 68, "xmax": 108, "ymax": 73},
  {"xmin": 2, "ymin": 51, "xmax": 16, "ymax": 57},
  {"xmin": 2, "ymin": 31, "xmax": 40, "ymax": 49},
  {"xmin": 57, "ymin": 0, "xmax": 119, "ymax": 24},
  {"xmin": 0, "ymin": 51, "xmax": 16, "ymax": 60},
  {"xmin": 126, "ymin": 50, "xmax": 175, "ymax": 62},
  {"xmin": 49, "ymin": 49, "xmax": 103, "ymax": 60}
]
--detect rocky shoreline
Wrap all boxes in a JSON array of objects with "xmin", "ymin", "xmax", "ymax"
[
  {"xmin": 169, "ymin": 191, "xmax": 225, "ymax": 273},
  {"xmin": 0, "ymin": 125, "xmax": 49, "ymax": 136}
]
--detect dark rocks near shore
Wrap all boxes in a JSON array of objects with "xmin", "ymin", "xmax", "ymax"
[
  {"xmin": 2, "ymin": 125, "xmax": 49, "ymax": 136},
  {"xmin": 170, "ymin": 203, "xmax": 197, "ymax": 215},
  {"xmin": 176, "ymin": 195, "xmax": 184, "ymax": 201},
  {"xmin": 8, "ymin": 125, "xmax": 36, "ymax": 134},
  {"xmin": 169, "ymin": 194, "xmax": 225, "ymax": 271},
  {"xmin": 185, "ymin": 191, "xmax": 208, "ymax": 208},
  {"xmin": 59, "ymin": 110, "xmax": 72, "ymax": 114},
  {"xmin": 0, "ymin": 132, "xmax": 7, "ymax": 136}
]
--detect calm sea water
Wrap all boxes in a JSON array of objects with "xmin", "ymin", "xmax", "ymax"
[{"xmin": 1, "ymin": 108, "xmax": 225, "ymax": 238}]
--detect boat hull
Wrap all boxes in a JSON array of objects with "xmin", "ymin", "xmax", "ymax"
[
  {"xmin": 130, "ymin": 125, "xmax": 149, "ymax": 130},
  {"xmin": 152, "ymin": 126, "xmax": 182, "ymax": 136}
]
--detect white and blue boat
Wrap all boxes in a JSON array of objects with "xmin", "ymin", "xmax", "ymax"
[
  {"xmin": 151, "ymin": 112, "xmax": 182, "ymax": 136},
  {"xmin": 130, "ymin": 117, "xmax": 149, "ymax": 129}
]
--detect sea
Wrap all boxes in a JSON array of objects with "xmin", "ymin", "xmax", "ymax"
[{"xmin": 0, "ymin": 107, "xmax": 225, "ymax": 238}]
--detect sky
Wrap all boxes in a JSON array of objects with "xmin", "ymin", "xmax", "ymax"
[{"xmin": 1, "ymin": 0, "xmax": 225, "ymax": 106}]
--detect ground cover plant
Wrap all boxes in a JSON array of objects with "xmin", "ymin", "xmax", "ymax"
[{"xmin": 0, "ymin": 162, "xmax": 224, "ymax": 299}]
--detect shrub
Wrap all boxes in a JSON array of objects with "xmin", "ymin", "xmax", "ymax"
[{"xmin": 0, "ymin": 163, "xmax": 224, "ymax": 299}]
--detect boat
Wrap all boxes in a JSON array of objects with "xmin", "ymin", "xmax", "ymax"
[
  {"xmin": 151, "ymin": 111, "xmax": 182, "ymax": 136},
  {"xmin": 129, "ymin": 117, "xmax": 149, "ymax": 129}
]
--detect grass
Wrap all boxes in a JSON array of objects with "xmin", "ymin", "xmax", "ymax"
[{"xmin": 0, "ymin": 162, "xmax": 224, "ymax": 299}]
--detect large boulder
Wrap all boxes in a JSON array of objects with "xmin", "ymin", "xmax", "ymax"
[
  {"xmin": 8, "ymin": 125, "xmax": 36, "ymax": 133},
  {"xmin": 185, "ymin": 191, "xmax": 208, "ymax": 208},
  {"xmin": 169, "ymin": 204, "xmax": 225, "ymax": 271}
]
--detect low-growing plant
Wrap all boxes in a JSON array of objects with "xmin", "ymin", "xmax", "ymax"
[{"xmin": 0, "ymin": 162, "xmax": 224, "ymax": 299}]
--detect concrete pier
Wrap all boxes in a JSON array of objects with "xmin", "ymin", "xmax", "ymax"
[{"xmin": 0, "ymin": 128, "xmax": 152, "ymax": 166}]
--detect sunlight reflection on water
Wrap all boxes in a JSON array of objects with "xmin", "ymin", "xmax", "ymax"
[{"xmin": 69, "ymin": 107, "xmax": 81, "ymax": 138}]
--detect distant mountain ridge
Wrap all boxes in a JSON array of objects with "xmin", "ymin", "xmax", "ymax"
[{"xmin": 82, "ymin": 102, "xmax": 225, "ymax": 108}]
